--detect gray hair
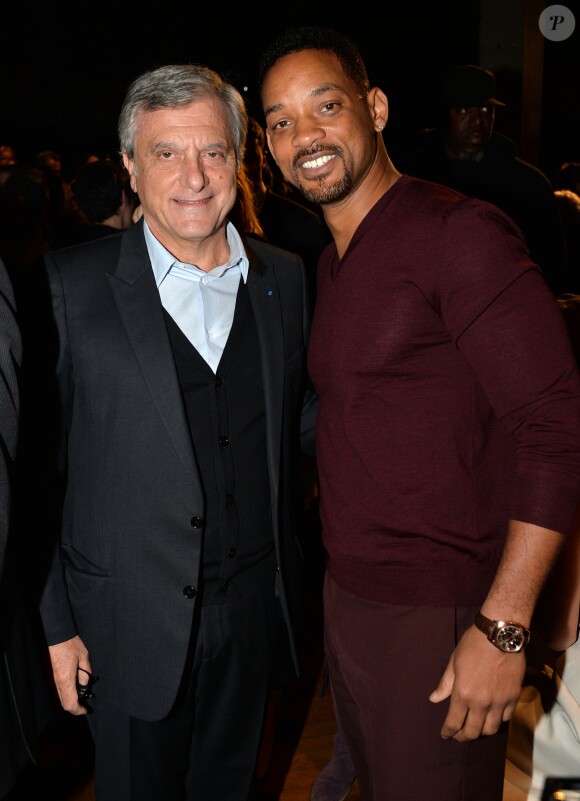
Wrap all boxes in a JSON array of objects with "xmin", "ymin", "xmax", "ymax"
[{"xmin": 118, "ymin": 64, "xmax": 248, "ymax": 165}]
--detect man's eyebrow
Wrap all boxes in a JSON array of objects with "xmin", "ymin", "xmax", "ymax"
[
  {"xmin": 264, "ymin": 83, "xmax": 347, "ymax": 118},
  {"xmin": 264, "ymin": 102, "xmax": 284, "ymax": 118},
  {"xmin": 312, "ymin": 82, "xmax": 344, "ymax": 95}
]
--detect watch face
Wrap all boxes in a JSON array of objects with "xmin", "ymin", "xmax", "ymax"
[{"xmin": 495, "ymin": 624, "xmax": 526, "ymax": 652}]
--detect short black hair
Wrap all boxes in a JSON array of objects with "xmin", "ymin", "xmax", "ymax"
[{"xmin": 257, "ymin": 26, "xmax": 370, "ymax": 98}]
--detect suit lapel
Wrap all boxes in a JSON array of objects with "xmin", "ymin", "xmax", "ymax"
[
  {"xmin": 245, "ymin": 242, "xmax": 284, "ymax": 498},
  {"xmin": 106, "ymin": 222, "xmax": 198, "ymax": 476}
]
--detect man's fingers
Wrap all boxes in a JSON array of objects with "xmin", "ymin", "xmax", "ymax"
[
  {"xmin": 442, "ymin": 702, "xmax": 507, "ymax": 741},
  {"xmin": 48, "ymin": 637, "xmax": 92, "ymax": 716},
  {"xmin": 439, "ymin": 696, "xmax": 468, "ymax": 739},
  {"xmin": 55, "ymin": 679, "xmax": 88, "ymax": 716},
  {"xmin": 480, "ymin": 709, "xmax": 504, "ymax": 737},
  {"xmin": 429, "ymin": 664, "xmax": 454, "ymax": 704}
]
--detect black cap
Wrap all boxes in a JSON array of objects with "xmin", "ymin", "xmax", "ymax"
[{"xmin": 443, "ymin": 64, "xmax": 505, "ymax": 108}]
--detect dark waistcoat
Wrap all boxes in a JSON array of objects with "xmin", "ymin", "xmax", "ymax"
[{"xmin": 164, "ymin": 280, "xmax": 275, "ymax": 605}]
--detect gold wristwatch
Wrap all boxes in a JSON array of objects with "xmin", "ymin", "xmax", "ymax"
[{"xmin": 474, "ymin": 612, "xmax": 530, "ymax": 653}]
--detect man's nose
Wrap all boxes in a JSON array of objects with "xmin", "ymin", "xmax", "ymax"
[
  {"xmin": 181, "ymin": 157, "xmax": 208, "ymax": 190},
  {"xmin": 467, "ymin": 108, "xmax": 484, "ymax": 126},
  {"xmin": 291, "ymin": 117, "xmax": 325, "ymax": 148}
]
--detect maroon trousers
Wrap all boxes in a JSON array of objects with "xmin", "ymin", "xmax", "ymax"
[{"xmin": 323, "ymin": 573, "xmax": 508, "ymax": 801}]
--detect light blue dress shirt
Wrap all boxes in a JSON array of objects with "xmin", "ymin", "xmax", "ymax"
[{"xmin": 145, "ymin": 220, "xmax": 249, "ymax": 374}]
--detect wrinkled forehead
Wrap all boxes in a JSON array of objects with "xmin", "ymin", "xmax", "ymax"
[{"xmin": 134, "ymin": 99, "xmax": 233, "ymax": 143}]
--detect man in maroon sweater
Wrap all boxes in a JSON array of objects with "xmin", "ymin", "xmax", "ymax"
[{"xmin": 258, "ymin": 27, "xmax": 580, "ymax": 801}]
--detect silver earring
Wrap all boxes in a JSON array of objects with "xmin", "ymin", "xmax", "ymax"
[{"xmin": 377, "ymin": 123, "xmax": 384, "ymax": 131}]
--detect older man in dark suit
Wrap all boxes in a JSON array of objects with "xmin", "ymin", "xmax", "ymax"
[{"xmin": 25, "ymin": 64, "xmax": 316, "ymax": 801}]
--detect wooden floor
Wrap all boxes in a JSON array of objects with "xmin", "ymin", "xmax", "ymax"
[{"xmin": 7, "ymin": 507, "xmax": 361, "ymax": 801}]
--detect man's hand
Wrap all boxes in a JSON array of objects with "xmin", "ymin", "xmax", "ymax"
[
  {"xmin": 429, "ymin": 624, "xmax": 526, "ymax": 741},
  {"xmin": 48, "ymin": 635, "xmax": 93, "ymax": 716}
]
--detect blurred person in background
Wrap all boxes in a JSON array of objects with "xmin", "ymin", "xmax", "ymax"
[
  {"xmin": 0, "ymin": 254, "xmax": 54, "ymax": 800},
  {"xmin": 70, "ymin": 159, "xmax": 137, "ymax": 243},
  {"xmin": 399, "ymin": 64, "xmax": 571, "ymax": 296}
]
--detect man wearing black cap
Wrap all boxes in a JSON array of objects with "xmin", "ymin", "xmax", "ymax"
[
  {"xmin": 442, "ymin": 65, "xmax": 504, "ymax": 162},
  {"xmin": 400, "ymin": 64, "xmax": 571, "ymax": 296}
]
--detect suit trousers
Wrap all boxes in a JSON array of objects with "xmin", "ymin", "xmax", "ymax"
[
  {"xmin": 86, "ymin": 572, "xmax": 282, "ymax": 801},
  {"xmin": 323, "ymin": 573, "xmax": 508, "ymax": 801}
]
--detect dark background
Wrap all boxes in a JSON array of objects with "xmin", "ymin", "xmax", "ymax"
[{"xmin": 1, "ymin": 3, "xmax": 578, "ymax": 183}]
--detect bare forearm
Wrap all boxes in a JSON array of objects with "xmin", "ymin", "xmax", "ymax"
[
  {"xmin": 430, "ymin": 519, "xmax": 568, "ymax": 741},
  {"xmin": 480, "ymin": 519, "xmax": 567, "ymax": 627},
  {"xmin": 531, "ymin": 505, "xmax": 580, "ymax": 651}
]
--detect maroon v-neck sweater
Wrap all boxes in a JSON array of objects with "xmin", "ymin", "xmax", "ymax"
[{"xmin": 309, "ymin": 175, "xmax": 580, "ymax": 606}]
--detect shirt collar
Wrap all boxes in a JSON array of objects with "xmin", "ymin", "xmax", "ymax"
[{"xmin": 144, "ymin": 219, "xmax": 249, "ymax": 288}]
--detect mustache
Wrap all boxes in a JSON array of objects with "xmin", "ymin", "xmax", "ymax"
[{"xmin": 292, "ymin": 144, "xmax": 341, "ymax": 170}]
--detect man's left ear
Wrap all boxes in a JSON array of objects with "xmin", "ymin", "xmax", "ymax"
[{"xmin": 368, "ymin": 87, "xmax": 389, "ymax": 133}]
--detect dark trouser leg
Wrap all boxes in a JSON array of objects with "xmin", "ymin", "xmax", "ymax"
[
  {"xmin": 323, "ymin": 573, "xmax": 508, "ymax": 801},
  {"xmin": 87, "ymin": 574, "xmax": 283, "ymax": 801},
  {"xmin": 184, "ymin": 576, "xmax": 282, "ymax": 799},
  {"xmin": 87, "ymin": 695, "xmax": 193, "ymax": 801}
]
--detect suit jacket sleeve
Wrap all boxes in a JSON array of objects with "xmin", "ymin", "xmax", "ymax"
[{"xmin": 0, "ymin": 257, "xmax": 21, "ymax": 590}]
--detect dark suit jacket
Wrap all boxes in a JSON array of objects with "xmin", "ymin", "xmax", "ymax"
[
  {"xmin": 0, "ymin": 257, "xmax": 54, "ymax": 797},
  {"xmin": 259, "ymin": 188, "xmax": 332, "ymax": 309},
  {"xmin": 33, "ymin": 220, "xmax": 316, "ymax": 722}
]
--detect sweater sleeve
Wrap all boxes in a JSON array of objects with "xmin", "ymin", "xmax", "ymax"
[{"xmin": 438, "ymin": 201, "xmax": 580, "ymax": 534}]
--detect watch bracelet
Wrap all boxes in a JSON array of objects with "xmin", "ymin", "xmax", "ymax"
[{"xmin": 474, "ymin": 611, "xmax": 531, "ymax": 650}]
